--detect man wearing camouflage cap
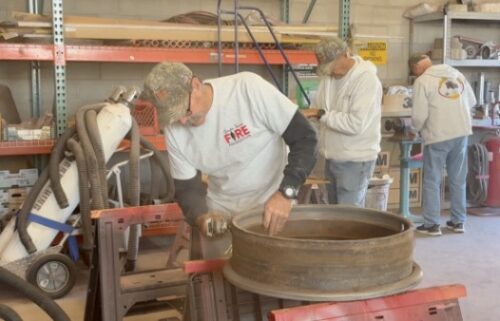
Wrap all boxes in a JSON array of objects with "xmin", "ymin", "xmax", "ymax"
[
  {"xmin": 144, "ymin": 62, "xmax": 318, "ymax": 258},
  {"xmin": 304, "ymin": 36, "xmax": 382, "ymax": 207}
]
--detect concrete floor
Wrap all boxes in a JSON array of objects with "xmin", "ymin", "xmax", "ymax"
[
  {"xmin": 413, "ymin": 210, "xmax": 500, "ymax": 321},
  {"xmin": 1, "ymin": 210, "xmax": 499, "ymax": 321}
]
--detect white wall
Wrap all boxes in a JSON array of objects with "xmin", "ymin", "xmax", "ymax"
[{"xmin": 0, "ymin": 0, "xmax": 498, "ymax": 120}]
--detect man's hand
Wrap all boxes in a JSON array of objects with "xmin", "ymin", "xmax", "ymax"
[
  {"xmin": 263, "ymin": 191, "xmax": 293, "ymax": 236},
  {"xmin": 301, "ymin": 108, "xmax": 325, "ymax": 119},
  {"xmin": 196, "ymin": 211, "xmax": 229, "ymax": 238}
]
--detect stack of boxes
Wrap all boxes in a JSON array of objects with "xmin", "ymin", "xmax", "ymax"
[
  {"xmin": 387, "ymin": 167, "xmax": 422, "ymax": 210},
  {"xmin": 374, "ymin": 151, "xmax": 422, "ymax": 211},
  {"xmin": 380, "ymin": 87, "xmax": 423, "ymax": 211},
  {"xmin": 0, "ymin": 168, "xmax": 38, "ymax": 230},
  {"xmin": 431, "ymin": 37, "xmax": 467, "ymax": 61}
]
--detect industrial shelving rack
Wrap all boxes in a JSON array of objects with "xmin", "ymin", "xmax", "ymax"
[
  {"xmin": 0, "ymin": 0, "xmax": 350, "ymax": 156},
  {"xmin": 410, "ymin": 10, "xmax": 500, "ymax": 68}
]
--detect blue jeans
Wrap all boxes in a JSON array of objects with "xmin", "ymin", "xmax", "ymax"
[
  {"xmin": 325, "ymin": 159, "xmax": 376, "ymax": 207},
  {"xmin": 422, "ymin": 136, "xmax": 468, "ymax": 226}
]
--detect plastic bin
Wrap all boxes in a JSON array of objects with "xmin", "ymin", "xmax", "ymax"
[{"xmin": 365, "ymin": 177, "xmax": 393, "ymax": 211}]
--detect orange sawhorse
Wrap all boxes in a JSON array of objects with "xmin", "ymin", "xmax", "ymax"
[{"xmin": 184, "ymin": 260, "xmax": 466, "ymax": 321}]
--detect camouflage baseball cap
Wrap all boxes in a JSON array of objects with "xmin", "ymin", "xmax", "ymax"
[
  {"xmin": 143, "ymin": 62, "xmax": 193, "ymax": 126},
  {"xmin": 315, "ymin": 37, "xmax": 348, "ymax": 76}
]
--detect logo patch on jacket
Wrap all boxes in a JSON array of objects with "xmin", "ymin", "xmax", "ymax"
[
  {"xmin": 438, "ymin": 77, "xmax": 464, "ymax": 100},
  {"xmin": 223, "ymin": 124, "xmax": 251, "ymax": 145}
]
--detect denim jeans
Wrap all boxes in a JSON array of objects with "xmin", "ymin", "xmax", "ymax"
[
  {"xmin": 324, "ymin": 159, "xmax": 376, "ymax": 207},
  {"xmin": 422, "ymin": 136, "xmax": 468, "ymax": 226}
]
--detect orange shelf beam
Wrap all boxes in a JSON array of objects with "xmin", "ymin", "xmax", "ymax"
[
  {"xmin": 0, "ymin": 135, "xmax": 166, "ymax": 156},
  {"xmin": 0, "ymin": 43, "xmax": 317, "ymax": 65},
  {"xmin": 0, "ymin": 140, "xmax": 55, "ymax": 156}
]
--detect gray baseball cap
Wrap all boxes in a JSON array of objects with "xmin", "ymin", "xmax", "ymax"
[
  {"xmin": 143, "ymin": 62, "xmax": 193, "ymax": 126},
  {"xmin": 315, "ymin": 37, "xmax": 348, "ymax": 75}
]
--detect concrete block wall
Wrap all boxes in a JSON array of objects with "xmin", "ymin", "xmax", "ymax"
[
  {"xmin": 351, "ymin": 1, "xmax": 413, "ymax": 85},
  {"xmin": 0, "ymin": 0, "xmax": 498, "ymax": 121}
]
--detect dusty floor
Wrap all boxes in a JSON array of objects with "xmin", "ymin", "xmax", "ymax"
[
  {"xmin": 413, "ymin": 210, "xmax": 500, "ymax": 321},
  {"xmin": 0, "ymin": 209, "xmax": 499, "ymax": 321}
]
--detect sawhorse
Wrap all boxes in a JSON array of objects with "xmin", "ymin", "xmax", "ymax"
[
  {"xmin": 269, "ymin": 284, "xmax": 466, "ymax": 321},
  {"xmin": 85, "ymin": 204, "xmax": 192, "ymax": 321},
  {"xmin": 184, "ymin": 260, "xmax": 466, "ymax": 321}
]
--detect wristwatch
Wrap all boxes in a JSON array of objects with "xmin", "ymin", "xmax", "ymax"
[{"xmin": 280, "ymin": 185, "xmax": 299, "ymax": 200}]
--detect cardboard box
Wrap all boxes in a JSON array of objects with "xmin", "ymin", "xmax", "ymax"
[
  {"xmin": 447, "ymin": 4, "xmax": 468, "ymax": 12},
  {"xmin": 374, "ymin": 151, "xmax": 390, "ymax": 174},
  {"xmin": 382, "ymin": 94, "xmax": 412, "ymax": 113},
  {"xmin": 0, "ymin": 168, "xmax": 38, "ymax": 188},
  {"xmin": 388, "ymin": 187, "xmax": 421, "ymax": 204},
  {"xmin": 388, "ymin": 167, "xmax": 421, "ymax": 189},
  {"xmin": 387, "ymin": 186, "xmax": 422, "ymax": 209},
  {"xmin": 7, "ymin": 187, "xmax": 30, "ymax": 205},
  {"xmin": 6, "ymin": 125, "xmax": 52, "ymax": 141},
  {"xmin": 473, "ymin": 3, "xmax": 500, "ymax": 13}
]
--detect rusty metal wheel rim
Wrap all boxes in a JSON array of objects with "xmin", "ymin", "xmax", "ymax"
[
  {"xmin": 225, "ymin": 205, "xmax": 422, "ymax": 301},
  {"xmin": 224, "ymin": 261, "xmax": 422, "ymax": 301}
]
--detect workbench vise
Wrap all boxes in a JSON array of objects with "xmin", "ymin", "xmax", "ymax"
[{"xmin": 384, "ymin": 117, "xmax": 414, "ymax": 140}]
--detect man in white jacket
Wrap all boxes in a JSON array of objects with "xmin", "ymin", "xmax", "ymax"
[
  {"xmin": 304, "ymin": 37, "xmax": 382, "ymax": 207},
  {"xmin": 409, "ymin": 54, "xmax": 476, "ymax": 236}
]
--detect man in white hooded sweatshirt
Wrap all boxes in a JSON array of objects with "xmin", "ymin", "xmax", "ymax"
[
  {"xmin": 304, "ymin": 37, "xmax": 382, "ymax": 207},
  {"xmin": 409, "ymin": 54, "xmax": 476, "ymax": 236}
]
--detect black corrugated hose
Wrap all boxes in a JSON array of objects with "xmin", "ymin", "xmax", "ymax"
[
  {"xmin": 467, "ymin": 143, "xmax": 489, "ymax": 206},
  {"xmin": 139, "ymin": 137, "xmax": 175, "ymax": 202},
  {"xmin": 149, "ymin": 157, "xmax": 161, "ymax": 202},
  {"xmin": 76, "ymin": 103, "xmax": 107, "ymax": 210},
  {"xmin": 17, "ymin": 166, "xmax": 49, "ymax": 253},
  {"xmin": 49, "ymin": 126, "xmax": 76, "ymax": 209},
  {"xmin": 85, "ymin": 109, "xmax": 109, "ymax": 207},
  {"xmin": 67, "ymin": 137, "xmax": 93, "ymax": 251},
  {"xmin": 16, "ymin": 98, "xmax": 175, "ymax": 268},
  {"xmin": 0, "ymin": 266, "xmax": 70, "ymax": 321},
  {"xmin": 0, "ymin": 304, "xmax": 23, "ymax": 321},
  {"xmin": 17, "ymin": 103, "xmax": 105, "ymax": 254},
  {"xmin": 125, "ymin": 119, "xmax": 141, "ymax": 272}
]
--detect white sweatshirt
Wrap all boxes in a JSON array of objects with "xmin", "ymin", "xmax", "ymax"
[
  {"xmin": 316, "ymin": 56, "xmax": 382, "ymax": 162},
  {"xmin": 412, "ymin": 64, "xmax": 476, "ymax": 145}
]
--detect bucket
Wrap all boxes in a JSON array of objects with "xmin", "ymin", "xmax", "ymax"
[{"xmin": 365, "ymin": 177, "xmax": 393, "ymax": 211}]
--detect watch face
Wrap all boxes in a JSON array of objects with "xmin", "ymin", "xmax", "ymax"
[{"xmin": 284, "ymin": 187, "xmax": 297, "ymax": 198}]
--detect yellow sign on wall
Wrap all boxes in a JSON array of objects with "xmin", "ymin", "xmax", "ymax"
[{"xmin": 358, "ymin": 41, "xmax": 387, "ymax": 65}]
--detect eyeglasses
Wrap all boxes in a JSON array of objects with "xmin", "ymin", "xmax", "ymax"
[{"xmin": 185, "ymin": 76, "xmax": 195, "ymax": 117}]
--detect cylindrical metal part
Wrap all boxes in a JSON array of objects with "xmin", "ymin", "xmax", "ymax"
[
  {"xmin": 108, "ymin": 86, "xmax": 127, "ymax": 103},
  {"xmin": 478, "ymin": 72, "xmax": 485, "ymax": 107},
  {"xmin": 224, "ymin": 205, "xmax": 422, "ymax": 301},
  {"xmin": 486, "ymin": 138, "xmax": 500, "ymax": 207},
  {"xmin": 121, "ymin": 86, "xmax": 141, "ymax": 104}
]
